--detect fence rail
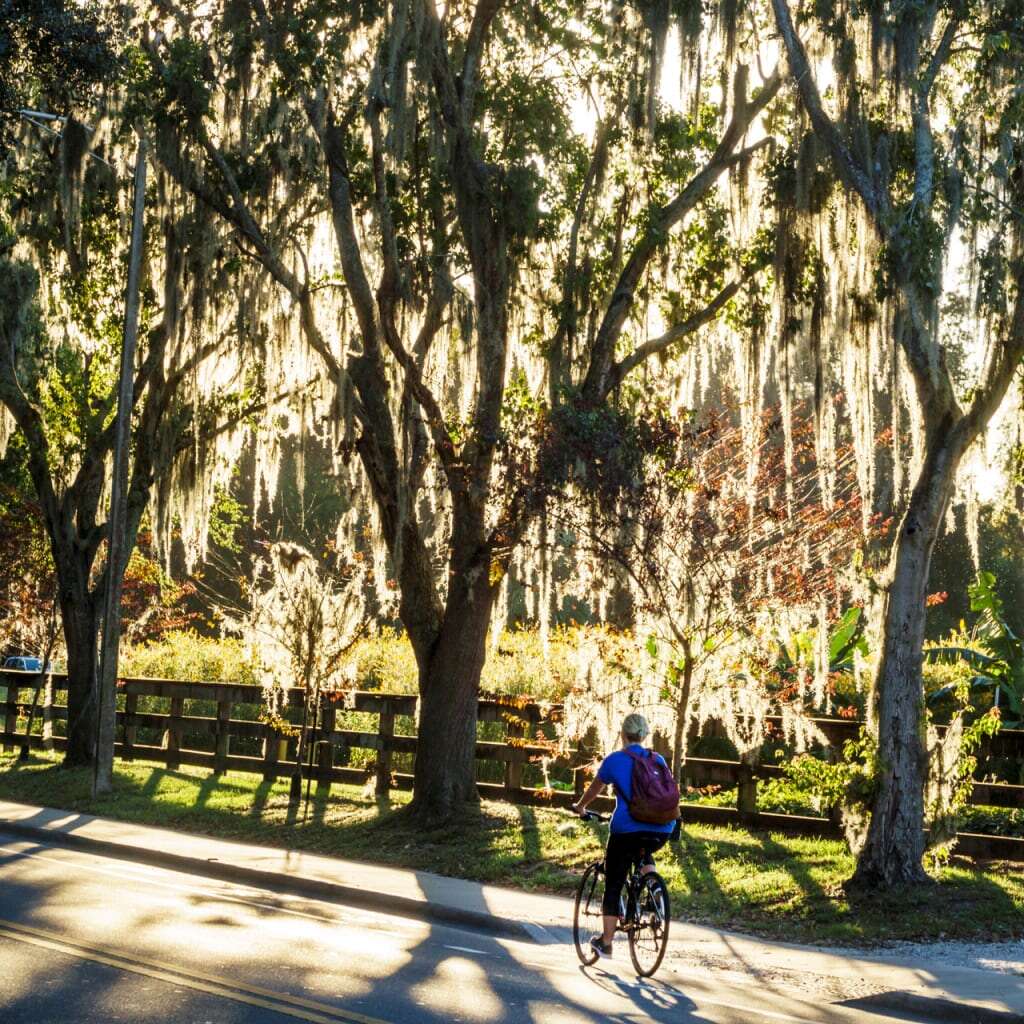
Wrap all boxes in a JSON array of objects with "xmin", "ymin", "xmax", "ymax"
[{"xmin": 2, "ymin": 670, "xmax": 1023, "ymax": 862}]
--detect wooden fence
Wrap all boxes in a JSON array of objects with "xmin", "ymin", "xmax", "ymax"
[{"xmin": 2, "ymin": 669, "xmax": 1024, "ymax": 861}]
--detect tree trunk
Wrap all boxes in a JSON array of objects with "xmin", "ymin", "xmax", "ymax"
[
  {"xmin": 61, "ymin": 597, "xmax": 99, "ymax": 769},
  {"xmin": 671, "ymin": 646, "xmax": 695, "ymax": 784},
  {"xmin": 409, "ymin": 573, "xmax": 495, "ymax": 822},
  {"xmin": 850, "ymin": 430, "xmax": 962, "ymax": 888}
]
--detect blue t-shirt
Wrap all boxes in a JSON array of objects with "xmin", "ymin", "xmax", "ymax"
[{"xmin": 598, "ymin": 744, "xmax": 676, "ymax": 834}]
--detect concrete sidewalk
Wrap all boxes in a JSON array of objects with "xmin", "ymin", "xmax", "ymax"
[{"xmin": 0, "ymin": 798, "xmax": 1022, "ymax": 1022}]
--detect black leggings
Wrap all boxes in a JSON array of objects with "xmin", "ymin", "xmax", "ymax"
[{"xmin": 602, "ymin": 831, "xmax": 669, "ymax": 915}]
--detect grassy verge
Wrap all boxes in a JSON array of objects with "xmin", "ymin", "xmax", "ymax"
[
  {"xmin": 1, "ymin": 751, "xmax": 1022, "ymax": 947},
  {"xmin": 687, "ymin": 777, "xmax": 1024, "ymax": 839}
]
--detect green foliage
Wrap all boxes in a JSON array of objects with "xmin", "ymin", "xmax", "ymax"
[
  {"xmin": 207, "ymin": 486, "xmax": 246, "ymax": 554},
  {"xmin": 784, "ymin": 729, "xmax": 879, "ymax": 811},
  {"xmin": 828, "ymin": 607, "xmax": 869, "ymax": 670},
  {"xmin": 0, "ymin": 0, "xmax": 116, "ymax": 152},
  {"xmin": 649, "ymin": 104, "xmax": 721, "ymax": 198},
  {"xmin": 659, "ymin": 199, "xmax": 731, "ymax": 323},
  {"xmin": 352, "ymin": 625, "xmax": 583, "ymax": 700},
  {"xmin": 926, "ymin": 571, "xmax": 1024, "ymax": 726},
  {"xmin": 122, "ymin": 624, "xmax": 593, "ymax": 699},
  {"xmin": 348, "ymin": 627, "xmax": 418, "ymax": 694},
  {"xmin": 939, "ymin": 708, "xmax": 1002, "ymax": 824},
  {"xmin": 121, "ymin": 630, "xmax": 255, "ymax": 684},
  {"xmin": 153, "ymin": 36, "xmax": 214, "ymax": 121},
  {"xmin": 761, "ymin": 607, "xmax": 869, "ymax": 718},
  {"xmin": 546, "ymin": 391, "xmax": 681, "ymax": 509}
]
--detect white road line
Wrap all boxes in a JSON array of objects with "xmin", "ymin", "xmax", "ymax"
[
  {"xmin": 443, "ymin": 944, "xmax": 489, "ymax": 955},
  {"xmin": 0, "ymin": 918, "xmax": 389, "ymax": 1024}
]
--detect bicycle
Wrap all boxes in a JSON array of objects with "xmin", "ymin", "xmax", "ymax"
[{"xmin": 572, "ymin": 810, "xmax": 671, "ymax": 978}]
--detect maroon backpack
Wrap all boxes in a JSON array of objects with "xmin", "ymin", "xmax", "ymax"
[{"xmin": 623, "ymin": 748, "xmax": 680, "ymax": 825}]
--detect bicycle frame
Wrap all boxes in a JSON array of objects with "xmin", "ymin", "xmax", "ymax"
[{"xmin": 572, "ymin": 809, "xmax": 671, "ymax": 977}]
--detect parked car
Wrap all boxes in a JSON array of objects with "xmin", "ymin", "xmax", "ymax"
[{"xmin": 2, "ymin": 656, "xmax": 52, "ymax": 673}]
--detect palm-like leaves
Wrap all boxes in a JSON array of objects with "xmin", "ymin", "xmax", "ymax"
[{"xmin": 925, "ymin": 573, "xmax": 1024, "ymax": 725}]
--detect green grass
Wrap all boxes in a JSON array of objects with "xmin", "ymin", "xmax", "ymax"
[{"xmin": 2, "ymin": 751, "xmax": 1023, "ymax": 946}]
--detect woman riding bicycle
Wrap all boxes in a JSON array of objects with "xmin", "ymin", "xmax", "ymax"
[{"xmin": 572, "ymin": 713, "xmax": 675, "ymax": 959}]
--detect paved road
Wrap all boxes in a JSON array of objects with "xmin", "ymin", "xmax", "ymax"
[{"xmin": 0, "ymin": 830, "xmax": 967, "ymax": 1024}]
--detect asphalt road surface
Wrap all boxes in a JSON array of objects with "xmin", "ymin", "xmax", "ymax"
[{"xmin": 0, "ymin": 829, "xmax": 971, "ymax": 1023}]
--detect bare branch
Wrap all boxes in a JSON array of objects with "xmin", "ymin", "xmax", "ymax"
[
  {"xmin": 912, "ymin": 14, "xmax": 960, "ymax": 213},
  {"xmin": 921, "ymin": 14, "xmax": 960, "ymax": 99}
]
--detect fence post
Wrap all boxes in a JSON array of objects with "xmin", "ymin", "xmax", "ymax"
[
  {"xmin": 214, "ymin": 699, "xmax": 231, "ymax": 774},
  {"xmin": 164, "ymin": 696, "xmax": 184, "ymax": 770},
  {"xmin": 828, "ymin": 802, "xmax": 843, "ymax": 832},
  {"xmin": 261, "ymin": 722, "xmax": 279, "ymax": 782},
  {"xmin": 737, "ymin": 762, "xmax": 757, "ymax": 824},
  {"xmin": 376, "ymin": 698, "xmax": 395, "ymax": 797},
  {"xmin": 4, "ymin": 681, "xmax": 18, "ymax": 752},
  {"xmin": 504, "ymin": 715, "xmax": 525, "ymax": 797},
  {"xmin": 573, "ymin": 725, "xmax": 598, "ymax": 803},
  {"xmin": 41, "ymin": 676, "xmax": 54, "ymax": 751},
  {"xmin": 317, "ymin": 698, "xmax": 336, "ymax": 791},
  {"xmin": 573, "ymin": 763, "xmax": 586, "ymax": 802},
  {"xmin": 123, "ymin": 691, "xmax": 138, "ymax": 761}
]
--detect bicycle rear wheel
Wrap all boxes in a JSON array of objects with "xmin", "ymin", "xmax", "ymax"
[
  {"xmin": 573, "ymin": 861, "xmax": 603, "ymax": 966},
  {"xmin": 628, "ymin": 872, "xmax": 670, "ymax": 978}
]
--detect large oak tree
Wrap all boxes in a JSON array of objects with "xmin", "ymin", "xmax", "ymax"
[
  {"xmin": 141, "ymin": 0, "xmax": 781, "ymax": 820},
  {"xmin": 771, "ymin": 0, "xmax": 1024, "ymax": 885}
]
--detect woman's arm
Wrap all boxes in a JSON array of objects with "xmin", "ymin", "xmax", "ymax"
[{"xmin": 572, "ymin": 774, "xmax": 607, "ymax": 814}]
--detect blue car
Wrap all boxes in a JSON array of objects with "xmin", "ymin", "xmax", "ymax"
[{"xmin": 2, "ymin": 656, "xmax": 52, "ymax": 673}]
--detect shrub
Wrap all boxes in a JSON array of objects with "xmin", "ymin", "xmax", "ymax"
[{"xmin": 121, "ymin": 630, "xmax": 255, "ymax": 683}]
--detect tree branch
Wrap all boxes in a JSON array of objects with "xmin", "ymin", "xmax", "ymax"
[
  {"xmin": 611, "ymin": 275, "xmax": 747, "ymax": 386},
  {"xmin": 422, "ymin": 1, "xmax": 511, "ymax": 508},
  {"xmin": 955, "ymin": 267, "xmax": 1024, "ymax": 449},
  {"xmin": 460, "ymin": 0, "xmax": 504, "ymax": 124},
  {"xmin": 366, "ymin": 77, "xmax": 459, "ymax": 483},
  {"xmin": 921, "ymin": 14, "xmax": 960, "ymax": 99},
  {"xmin": 552, "ymin": 117, "xmax": 614, "ymax": 393},
  {"xmin": 581, "ymin": 65, "xmax": 781, "ymax": 401},
  {"xmin": 770, "ymin": 0, "xmax": 881, "ymax": 219},
  {"xmin": 0, "ymin": 262, "xmax": 61, "ymax": 534}
]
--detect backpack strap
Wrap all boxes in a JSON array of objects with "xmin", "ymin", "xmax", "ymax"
[{"xmin": 609, "ymin": 748, "xmax": 642, "ymax": 803}]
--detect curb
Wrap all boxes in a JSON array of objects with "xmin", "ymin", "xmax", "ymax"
[{"xmin": 0, "ymin": 817, "xmax": 535, "ymax": 942}]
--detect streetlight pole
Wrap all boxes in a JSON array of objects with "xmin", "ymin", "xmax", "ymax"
[{"xmin": 92, "ymin": 137, "xmax": 147, "ymax": 796}]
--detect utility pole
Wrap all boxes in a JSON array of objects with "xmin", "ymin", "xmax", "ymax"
[{"xmin": 93, "ymin": 138, "xmax": 147, "ymax": 796}]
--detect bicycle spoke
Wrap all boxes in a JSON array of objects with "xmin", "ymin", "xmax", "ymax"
[
  {"xmin": 573, "ymin": 862, "xmax": 603, "ymax": 967},
  {"xmin": 628, "ymin": 874, "xmax": 670, "ymax": 978}
]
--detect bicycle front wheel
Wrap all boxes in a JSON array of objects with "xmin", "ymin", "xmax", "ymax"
[
  {"xmin": 628, "ymin": 872, "xmax": 670, "ymax": 978},
  {"xmin": 573, "ymin": 861, "xmax": 603, "ymax": 966}
]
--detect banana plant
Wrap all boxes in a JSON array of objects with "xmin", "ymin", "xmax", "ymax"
[
  {"xmin": 925, "ymin": 572, "xmax": 1024, "ymax": 727},
  {"xmin": 775, "ymin": 606, "xmax": 868, "ymax": 678}
]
